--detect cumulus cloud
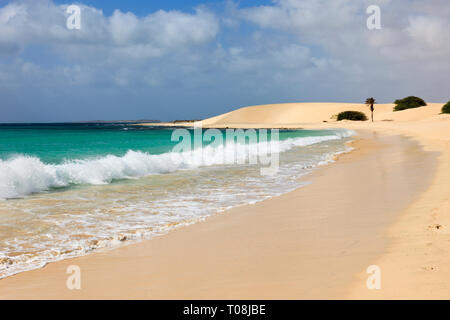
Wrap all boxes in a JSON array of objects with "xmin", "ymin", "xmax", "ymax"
[
  {"xmin": 0, "ymin": 0, "xmax": 449, "ymax": 122},
  {"xmin": 239, "ymin": 0, "xmax": 450, "ymax": 99},
  {"xmin": 242, "ymin": 0, "xmax": 450, "ymax": 58},
  {"xmin": 0, "ymin": 0, "xmax": 219, "ymax": 57}
]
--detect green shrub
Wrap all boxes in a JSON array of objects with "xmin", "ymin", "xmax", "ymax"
[
  {"xmin": 337, "ymin": 111, "xmax": 368, "ymax": 121},
  {"xmin": 442, "ymin": 102, "xmax": 450, "ymax": 114},
  {"xmin": 393, "ymin": 96, "xmax": 427, "ymax": 111}
]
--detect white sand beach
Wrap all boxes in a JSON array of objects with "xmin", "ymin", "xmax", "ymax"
[{"xmin": 0, "ymin": 102, "xmax": 448, "ymax": 299}]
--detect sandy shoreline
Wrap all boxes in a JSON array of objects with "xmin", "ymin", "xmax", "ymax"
[
  {"xmin": 0, "ymin": 130, "xmax": 438, "ymax": 299},
  {"xmin": 0, "ymin": 102, "xmax": 448, "ymax": 299}
]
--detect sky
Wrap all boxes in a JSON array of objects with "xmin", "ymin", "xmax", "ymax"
[{"xmin": 0, "ymin": 0, "xmax": 449, "ymax": 122}]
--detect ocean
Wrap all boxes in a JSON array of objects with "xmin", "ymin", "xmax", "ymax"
[{"xmin": 0, "ymin": 123, "xmax": 354, "ymax": 278}]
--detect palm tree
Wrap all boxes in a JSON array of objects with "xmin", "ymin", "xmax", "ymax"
[{"xmin": 365, "ymin": 97, "xmax": 376, "ymax": 122}]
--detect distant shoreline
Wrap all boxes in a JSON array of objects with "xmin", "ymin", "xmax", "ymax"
[{"xmin": 0, "ymin": 120, "xmax": 162, "ymax": 125}]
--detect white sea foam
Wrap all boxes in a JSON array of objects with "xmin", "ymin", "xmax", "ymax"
[
  {"xmin": 0, "ymin": 129, "xmax": 355, "ymax": 278},
  {"xmin": 0, "ymin": 129, "xmax": 354, "ymax": 199}
]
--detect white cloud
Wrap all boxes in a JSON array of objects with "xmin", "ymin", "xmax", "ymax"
[
  {"xmin": 241, "ymin": 0, "xmax": 362, "ymax": 39},
  {"xmin": 0, "ymin": 0, "xmax": 219, "ymax": 57},
  {"xmin": 0, "ymin": 0, "xmax": 449, "ymax": 122},
  {"xmin": 405, "ymin": 16, "xmax": 450, "ymax": 50},
  {"xmin": 240, "ymin": 0, "xmax": 450, "ymax": 60},
  {"xmin": 238, "ymin": 0, "xmax": 450, "ymax": 99}
]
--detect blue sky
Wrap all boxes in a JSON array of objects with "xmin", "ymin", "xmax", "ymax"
[
  {"xmin": 49, "ymin": 0, "xmax": 273, "ymax": 16},
  {"xmin": 0, "ymin": 0, "xmax": 449, "ymax": 122}
]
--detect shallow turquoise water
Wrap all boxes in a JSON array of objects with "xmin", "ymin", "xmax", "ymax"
[
  {"xmin": 0, "ymin": 123, "xmax": 339, "ymax": 163},
  {"xmin": 0, "ymin": 123, "xmax": 354, "ymax": 278}
]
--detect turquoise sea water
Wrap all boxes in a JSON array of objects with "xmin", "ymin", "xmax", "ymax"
[
  {"xmin": 0, "ymin": 123, "xmax": 337, "ymax": 163},
  {"xmin": 0, "ymin": 123, "xmax": 354, "ymax": 278}
]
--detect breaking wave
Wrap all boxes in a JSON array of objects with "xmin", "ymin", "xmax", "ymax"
[{"xmin": 0, "ymin": 129, "xmax": 354, "ymax": 199}]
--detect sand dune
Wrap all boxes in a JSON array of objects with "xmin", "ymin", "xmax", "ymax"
[
  {"xmin": 200, "ymin": 102, "xmax": 445, "ymax": 127},
  {"xmin": 149, "ymin": 102, "xmax": 446, "ymax": 131}
]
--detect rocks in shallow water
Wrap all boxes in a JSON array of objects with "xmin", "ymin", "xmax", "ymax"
[{"xmin": 117, "ymin": 234, "xmax": 127, "ymax": 242}]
